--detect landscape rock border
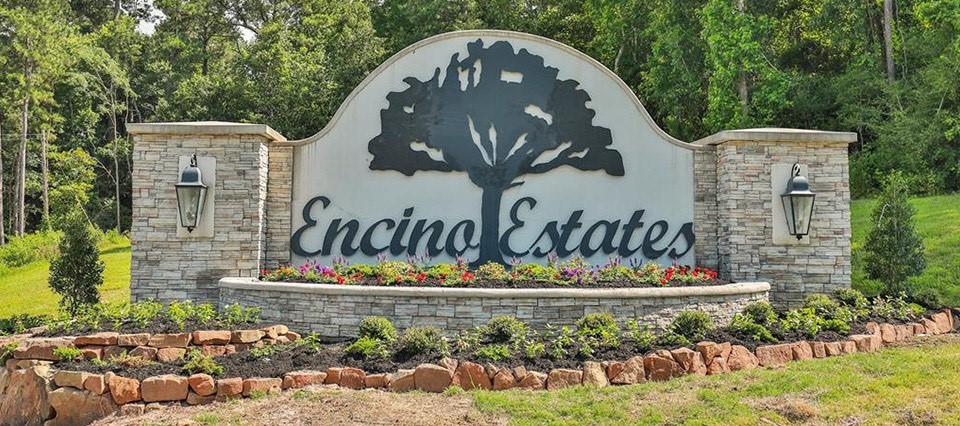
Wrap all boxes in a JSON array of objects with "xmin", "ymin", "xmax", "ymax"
[{"xmin": 1, "ymin": 309, "xmax": 954, "ymax": 425}]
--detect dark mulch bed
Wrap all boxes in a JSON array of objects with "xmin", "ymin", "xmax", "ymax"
[
  {"xmin": 38, "ymin": 317, "xmax": 269, "ymax": 338},
  {"xmin": 265, "ymin": 278, "xmax": 729, "ymax": 289}
]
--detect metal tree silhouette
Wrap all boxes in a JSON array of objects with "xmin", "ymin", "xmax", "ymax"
[{"xmin": 369, "ymin": 39, "xmax": 624, "ymax": 265}]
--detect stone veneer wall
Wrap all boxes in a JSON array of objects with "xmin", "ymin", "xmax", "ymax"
[
  {"xmin": 698, "ymin": 131, "xmax": 854, "ymax": 306},
  {"xmin": 264, "ymin": 145, "xmax": 294, "ymax": 267},
  {"xmin": 129, "ymin": 124, "xmax": 285, "ymax": 304},
  {"xmin": 692, "ymin": 147, "xmax": 720, "ymax": 270},
  {"xmin": 219, "ymin": 279, "xmax": 769, "ymax": 338}
]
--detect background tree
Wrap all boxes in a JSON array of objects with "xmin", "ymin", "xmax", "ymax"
[
  {"xmin": 48, "ymin": 208, "xmax": 104, "ymax": 314},
  {"xmin": 369, "ymin": 39, "xmax": 624, "ymax": 264},
  {"xmin": 864, "ymin": 172, "xmax": 926, "ymax": 295}
]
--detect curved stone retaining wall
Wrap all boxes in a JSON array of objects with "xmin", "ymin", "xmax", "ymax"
[{"xmin": 218, "ymin": 278, "xmax": 771, "ymax": 338}]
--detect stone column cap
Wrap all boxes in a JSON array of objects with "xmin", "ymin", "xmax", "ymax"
[
  {"xmin": 127, "ymin": 121, "xmax": 286, "ymax": 142},
  {"xmin": 693, "ymin": 128, "xmax": 857, "ymax": 146}
]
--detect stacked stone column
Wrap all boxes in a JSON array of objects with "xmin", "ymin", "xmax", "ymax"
[
  {"xmin": 693, "ymin": 129, "xmax": 857, "ymax": 306},
  {"xmin": 128, "ymin": 122, "xmax": 289, "ymax": 304}
]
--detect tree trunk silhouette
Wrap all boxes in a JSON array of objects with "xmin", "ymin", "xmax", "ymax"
[{"xmin": 477, "ymin": 185, "xmax": 505, "ymax": 265}]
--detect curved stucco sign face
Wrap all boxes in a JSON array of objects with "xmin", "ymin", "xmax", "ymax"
[{"xmin": 290, "ymin": 31, "xmax": 696, "ymax": 267}]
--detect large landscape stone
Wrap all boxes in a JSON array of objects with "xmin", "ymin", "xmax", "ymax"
[
  {"xmin": 13, "ymin": 339, "xmax": 72, "ymax": 361},
  {"xmin": 880, "ymin": 324, "xmax": 897, "ymax": 343},
  {"xmin": 518, "ymin": 371, "xmax": 547, "ymax": 390},
  {"xmin": 706, "ymin": 356, "xmax": 728, "ymax": 375},
  {"xmin": 0, "ymin": 366, "xmax": 54, "ymax": 426},
  {"xmin": 130, "ymin": 345, "xmax": 158, "ymax": 361},
  {"xmin": 452, "ymin": 361, "xmax": 492, "ymax": 390},
  {"xmin": 148, "ymin": 333, "xmax": 191, "ymax": 348},
  {"xmin": 671, "ymin": 348, "xmax": 707, "ymax": 375},
  {"xmin": 106, "ymin": 373, "xmax": 141, "ymax": 405},
  {"xmin": 216, "ymin": 378, "xmax": 243, "ymax": 399},
  {"xmin": 791, "ymin": 341, "xmax": 814, "ymax": 360},
  {"xmin": 83, "ymin": 374, "xmax": 107, "ymax": 395},
  {"xmin": 142, "ymin": 374, "xmax": 189, "ymax": 402},
  {"xmin": 850, "ymin": 334, "xmax": 881, "ymax": 352},
  {"xmin": 611, "ymin": 356, "xmax": 645, "ymax": 385},
  {"xmin": 74, "ymin": 332, "xmax": 119, "ymax": 346},
  {"xmin": 365, "ymin": 373, "xmax": 388, "ymax": 388},
  {"xmin": 388, "ymin": 370, "xmax": 415, "ymax": 392},
  {"xmin": 46, "ymin": 387, "xmax": 118, "ymax": 426},
  {"xmin": 755, "ymin": 343, "xmax": 794, "ymax": 367},
  {"xmin": 643, "ymin": 353, "xmax": 682, "ymax": 381},
  {"xmin": 581, "ymin": 361, "xmax": 608, "ymax": 387},
  {"xmin": 282, "ymin": 370, "xmax": 327, "ymax": 390},
  {"xmin": 187, "ymin": 391, "xmax": 216, "ymax": 406},
  {"xmin": 188, "ymin": 373, "xmax": 217, "ymax": 396},
  {"xmin": 933, "ymin": 312, "xmax": 953, "ymax": 334},
  {"xmin": 156, "ymin": 347, "xmax": 187, "ymax": 363},
  {"xmin": 824, "ymin": 341, "xmax": 843, "ymax": 357},
  {"xmin": 340, "ymin": 368, "xmax": 366, "ymax": 390},
  {"xmin": 415, "ymin": 363, "xmax": 453, "ymax": 393},
  {"xmin": 117, "ymin": 333, "xmax": 150, "ymax": 347},
  {"xmin": 726, "ymin": 345, "xmax": 759, "ymax": 371},
  {"xmin": 809, "ymin": 341, "xmax": 826, "ymax": 358},
  {"xmin": 192, "ymin": 330, "xmax": 232, "ymax": 345},
  {"xmin": 546, "ymin": 369, "xmax": 582, "ymax": 390},
  {"xmin": 231, "ymin": 330, "xmax": 265, "ymax": 344},
  {"xmin": 54, "ymin": 370, "xmax": 90, "ymax": 389},
  {"xmin": 492, "ymin": 370, "xmax": 516, "ymax": 390},
  {"xmin": 242, "ymin": 377, "xmax": 282, "ymax": 396}
]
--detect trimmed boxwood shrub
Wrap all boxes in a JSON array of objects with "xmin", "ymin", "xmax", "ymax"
[
  {"xmin": 358, "ymin": 316, "xmax": 398, "ymax": 342},
  {"xmin": 668, "ymin": 311, "xmax": 714, "ymax": 341},
  {"xmin": 395, "ymin": 326, "xmax": 449, "ymax": 358}
]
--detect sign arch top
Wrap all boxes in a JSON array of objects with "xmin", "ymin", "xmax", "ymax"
[{"xmin": 289, "ymin": 30, "xmax": 699, "ymax": 267}]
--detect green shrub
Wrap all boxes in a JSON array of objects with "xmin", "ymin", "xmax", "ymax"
[
  {"xmin": 820, "ymin": 318, "xmax": 851, "ymax": 335},
  {"xmin": 668, "ymin": 311, "xmax": 714, "ymax": 341},
  {"xmin": 728, "ymin": 313, "xmax": 778, "ymax": 343},
  {"xmin": 358, "ymin": 316, "xmax": 398, "ymax": 342},
  {"xmin": 0, "ymin": 230, "xmax": 62, "ymax": 269},
  {"xmin": 834, "ymin": 288, "xmax": 870, "ymax": 319},
  {"xmin": 523, "ymin": 341, "xmax": 545, "ymax": 359},
  {"xmin": 53, "ymin": 346, "xmax": 83, "ymax": 362},
  {"xmin": 546, "ymin": 325, "xmax": 575, "ymax": 360},
  {"xmin": 0, "ymin": 314, "xmax": 48, "ymax": 335},
  {"xmin": 780, "ymin": 308, "xmax": 821, "ymax": 338},
  {"xmin": 625, "ymin": 320, "xmax": 657, "ymax": 351},
  {"xmin": 656, "ymin": 331, "xmax": 691, "ymax": 348},
  {"xmin": 511, "ymin": 263, "xmax": 555, "ymax": 281},
  {"xmin": 108, "ymin": 350, "xmax": 157, "ymax": 368},
  {"xmin": 576, "ymin": 313, "xmax": 620, "ymax": 350},
  {"xmin": 345, "ymin": 336, "xmax": 390, "ymax": 360},
  {"xmin": 864, "ymin": 172, "xmax": 926, "ymax": 295},
  {"xmin": 908, "ymin": 286, "xmax": 945, "ymax": 309},
  {"xmin": 743, "ymin": 301, "xmax": 778, "ymax": 326},
  {"xmin": 804, "ymin": 294, "xmax": 841, "ymax": 319},
  {"xmin": 220, "ymin": 304, "xmax": 261, "ymax": 327},
  {"xmin": 481, "ymin": 316, "xmax": 528, "ymax": 344},
  {"xmin": 1, "ymin": 343, "xmax": 19, "ymax": 363},
  {"xmin": 395, "ymin": 327, "xmax": 449, "ymax": 358},
  {"xmin": 48, "ymin": 210, "xmax": 104, "ymax": 315},
  {"xmin": 475, "ymin": 344, "xmax": 511, "ymax": 361},
  {"xmin": 182, "ymin": 350, "xmax": 225, "ymax": 376}
]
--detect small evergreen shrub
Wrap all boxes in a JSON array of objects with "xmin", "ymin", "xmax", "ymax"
[
  {"xmin": 668, "ymin": 311, "xmax": 714, "ymax": 341},
  {"xmin": 109, "ymin": 351, "xmax": 157, "ymax": 368},
  {"xmin": 908, "ymin": 286, "xmax": 945, "ymax": 309},
  {"xmin": 358, "ymin": 316, "xmax": 398, "ymax": 342},
  {"xmin": 395, "ymin": 326, "xmax": 449, "ymax": 358},
  {"xmin": 575, "ymin": 313, "xmax": 620, "ymax": 350},
  {"xmin": 743, "ymin": 301, "xmax": 778, "ymax": 326},
  {"xmin": 48, "ymin": 210, "xmax": 105, "ymax": 315},
  {"xmin": 728, "ymin": 313, "xmax": 778, "ymax": 343},
  {"xmin": 481, "ymin": 316, "xmax": 527, "ymax": 344},
  {"xmin": 864, "ymin": 172, "xmax": 925, "ymax": 296},
  {"xmin": 780, "ymin": 308, "xmax": 821, "ymax": 338},
  {"xmin": 53, "ymin": 346, "xmax": 83, "ymax": 362},
  {"xmin": 834, "ymin": 288, "xmax": 870, "ymax": 319},
  {"xmin": 475, "ymin": 344, "xmax": 511, "ymax": 361},
  {"xmin": 181, "ymin": 350, "xmax": 225, "ymax": 376},
  {"xmin": 803, "ymin": 294, "xmax": 841, "ymax": 319},
  {"xmin": 345, "ymin": 336, "xmax": 390, "ymax": 360},
  {"xmin": 625, "ymin": 320, "xmax": 657, "ymax": 351}
]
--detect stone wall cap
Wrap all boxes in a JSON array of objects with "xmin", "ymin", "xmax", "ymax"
[
  {"xmin": 693, "ymin": 128, "xmax": 858, "ymax": 146},
  {"xmin": 127, "ymin": 121, "xmax": 286, "ymax": 142},
  {"xmin": 218, "ymin": 277, "xmax": 770, "ymax": 299}
]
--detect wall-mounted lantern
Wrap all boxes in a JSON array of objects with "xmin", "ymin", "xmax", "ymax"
[
  {"xmin": 175, "ymin": 154, "xmax": 208, "ymax": 232},
  {"xmin": 780, "ymin": 163, "xmax": 815, "ymax": 240}
]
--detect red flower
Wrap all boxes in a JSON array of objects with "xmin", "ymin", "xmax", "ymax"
[{"xmin": 336, "ymin": 275, "xmax": 345, "ymax": 284}]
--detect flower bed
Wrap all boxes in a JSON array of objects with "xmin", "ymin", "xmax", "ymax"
[
  {"xmin": 260, "ymin": 257, "xmax": 723, "ymax": 288},
  {"xmin": 1, "ymin": 304, "xmax": 955, "ymax": 424}
]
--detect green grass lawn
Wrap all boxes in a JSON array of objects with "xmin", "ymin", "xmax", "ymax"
[
  {"xmin": 0, "ymin": 241, "xmax": 131, "ymax": 317},
  {"xmin": 470, "ymin": 337, "xmax": 960, "ymax": 425},
  {"xmin": 851, "ymin": 193, "xmax": 960, "ymax": 305}
]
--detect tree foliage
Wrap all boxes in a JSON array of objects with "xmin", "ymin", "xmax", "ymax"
[
  {"xmin": 48, "ymin": 208, "xmax": 104, "ymax": 314},
  {"xmin": 864, "ymin": 172, "xmax": 926, "ymax": 295}
]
